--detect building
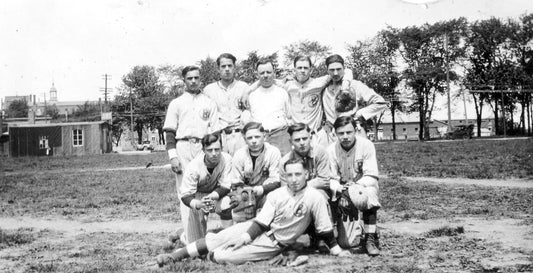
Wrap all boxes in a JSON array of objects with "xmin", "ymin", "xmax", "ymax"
[{"xmin": 8, "ymin": 121, "xmax": 112, "ymax": 157}]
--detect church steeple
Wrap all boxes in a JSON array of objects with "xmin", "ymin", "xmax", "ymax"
[{"xmin": 50, "ymin": 82, "xmax": 57, "ymax": 102}]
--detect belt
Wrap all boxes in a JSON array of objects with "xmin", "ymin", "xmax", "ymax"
[
  {"xmin": 264, "ymin": 126, "xmax": 287, "ymax": 135},
  {"xmin": 176, "ymin": 137, "xmax": 201, "ymax": 143},
  {"xmin": 223, "ymin": 128, "xmax": 241, "ymax": 134},
  {"xmin": 266, "ymin": 232, "xmax": 287, "ymax": 248}
]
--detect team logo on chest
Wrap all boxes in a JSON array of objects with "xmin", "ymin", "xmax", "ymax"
[
  {"xmin": 293, "ymin": 202, "xmax": 308, "ymax": 217},
  {"xmin": 308, "ymin": 94, "xmax": 320, "ymax": 107},
  {"xmin": 200, "ymin": 108, "xmax": 210, "ymax": 121}
]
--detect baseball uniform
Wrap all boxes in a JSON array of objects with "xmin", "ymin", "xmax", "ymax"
[
  {"xmin": 248, "ymin": 85, "xmax": 292, "ymax": 155},
  {"xmin": 320, "ymin": 80, "xmax": 387, "ymax": 146},
  {"xmin": 203, "ymin": 80, "xmax": 249, "ymax": 155},
  {"xmin": 179, "ymin": 151, "xmax": 233, "ymax": 244},
  {"xmin": 229, "ymin": 142, "xmax": 282, "ymax": 221},
  {"xmin": 208, "ymin": 185, "xmax": 335, "ymax": 264},
  {"xmin": 279, "ymin": 146, "xmax": 331, "ymax": 192},
  {"xmin": 163, "ymin": 91, "xmax": 220, "ymax": 194},
  {"xmin": 326, "ymin": 136, "xmax": 381, "ymax": 248}
]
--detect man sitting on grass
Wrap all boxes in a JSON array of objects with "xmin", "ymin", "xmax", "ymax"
[{"xmin": 156, "ymin": 158, "xmax": 350, "ymax": 267}]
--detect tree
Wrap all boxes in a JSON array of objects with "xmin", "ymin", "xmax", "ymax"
[
  {"xmin": 44, "ymin": 104, "xmax": 60, "ymax": 120},
  {"xmin": 397, "ymin": 18, "xmax": 468, "ymax": 140},
  {"xmin": 284, "ymin": 40, "xmax": 331, "ymax": 77},
  {"xmin": 7, "ymin": 99, "xmax": 28, "ymax": 118},
  {"xmin": 347, "ymin": 28, "xmax": 402, "ymax": 139},
  {"xmin": 236, "ymin": 51, "xmax": 279, "ymax": 83},
  {"xmin": 198, "ymin": 56, "xmax": 219, "ymax": 87},
  {"xmin": 158, "ymin": 64, "xmax": 185, "ymax": 98},
  {"xmin": 71, "ymin": 101, "xmax": 100, "ymax": 122},
  {"xmin": 464, "ymin": 17, "xmax": 520, "ymax": 136},
  {"xmin": 114, "ymin": 65, "xmax": 166, "ymax": 145}
]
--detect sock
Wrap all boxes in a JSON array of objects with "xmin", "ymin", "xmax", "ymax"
[
  {"xmin": 362, "ymin": 207, "xmax": 378, "ymax": 233},
  {"xmin": 171, "ymin": 239, "xmax": 209, "ymax": 261}
]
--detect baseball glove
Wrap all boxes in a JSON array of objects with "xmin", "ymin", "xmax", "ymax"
[
  {"xmin": 337, "ymin": 187, "xmax": 359, "ymax": 222},
  {"xmin": 347, "ymin": 183, "xmax": 369, "ymax": 211},
  {"xmin": 335, "ymin": 91, "xmax": 356, "ymax": 113},
  {"xmin": 228, "ymin": 186, "xmax": 257, "ymax": 222}
]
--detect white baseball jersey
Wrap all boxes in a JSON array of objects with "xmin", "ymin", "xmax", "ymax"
[
  {"xmin": 326, "ymin": 136, "xmax": 379, "ymax": 184},
  {"xmin": 163, "ymin": 92, "xmax": 219, "ymax": 138},
  {"xmin": 283, "ymin": 75, "xmax": 330, "ymax": 132},
  {"xmin": 179, "ymin": 151, "xmax": 233, "ymax": 244},
  {"xmin": 230, "ymin": 142, "xmax": 281, "ymax": 187},
  {"xmin": 180, "ymin": 152, "xmax": 233, "ymax": 198},
  {"xmin": 203, "ymin": 80, "xmax": 250, "ymax": 129},
  {"xmin": 279, "ymin": 146, "xmax": 331, "ymax": 189},
  {"xmin": 323, "ymin": 80, "xmax": 387, "ymax": 125},
  {"xmin": 248, "ymin": 85, "xmax": 291, "ymax": 131},
  {"xmin": 255, "ymin": 186, "xmax": 334, "ymax": 246}
]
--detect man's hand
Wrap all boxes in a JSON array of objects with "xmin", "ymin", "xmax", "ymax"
[
  {"xmin": 170, "ymin": 158, "xmax": 181, "ymax": 174},
  {"xmin": 223, "ymin": 234, "xmax": 251, "ymax": 250}
]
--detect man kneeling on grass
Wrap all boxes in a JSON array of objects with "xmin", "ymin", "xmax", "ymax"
[{"xmin": 156, "ymin": 158, "xmax": 350, "ymax": 266}]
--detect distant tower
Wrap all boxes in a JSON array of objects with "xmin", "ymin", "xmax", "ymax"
[{"xmin": 49, "ymin": 83, "xmax": 58, "ymax": 102}]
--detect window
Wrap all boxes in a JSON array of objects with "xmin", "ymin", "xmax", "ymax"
[
  {"xmin": 414, "ymin": 128, "xmax": 418, "ymax": 131},
  {"xmin": 402, "ymin": 128, "xmax": 406, "ymax": 132},
  {"xmin": 39, "ymin": 136, "xmax": 49, "ymax": 149},
  {"xmin": 73, "ymin": 129, "xmax": 83, "ymax": 147}
]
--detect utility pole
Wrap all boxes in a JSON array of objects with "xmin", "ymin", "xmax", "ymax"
[
  {"xmin": 462, "ymin": 87, "xmax": 468, "ymax": 124},
  {"xmin": 501, "ymin": 90, "xmax": 506, "ymax": 138},
  {"xmin": 445, "ymin": 34, "xmax": 452, "ymax": 133},
  {"xmin": 100, "ymin": 74, "xmax": 112, "ymax": 108},
  {"xmin": 130, "ymin": 88, "xmax": 135, "ymax": 146}
]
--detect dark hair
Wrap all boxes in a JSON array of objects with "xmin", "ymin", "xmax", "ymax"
[
  {"xmin": 287, "ymin": 123, "xmax": 311, "ymax": 137},
  {"xmin": 333, "ymin": 116, "xmax": 357, "ymax": 130},
  {"xmin": 283, "ymin": 158, "xmax": 307, "ymax": 171},
  {"xmin": 216, "ymin": 53, "xmax": 237, "ymax": 66},
  {"xmin": 255, "ymin": 58, "xmax": 275, "ymax": 70},
  {"xmin": 325, "ymin": 54, "xmax": 344, "ymax": 68},
  {"xmin": 201, "ymin": 133, "xmax": 222, "ymax": 149},
  {"xmin": 242, "ymin": 121, "xmax": 265, "ymax": 135},
  {"xmin": 182, "ymin": 65, "xmax": 200, "ymax": 78},
  {"xmin": 293, "ymin": 56, "xmax": 313, "ymax": 67}
]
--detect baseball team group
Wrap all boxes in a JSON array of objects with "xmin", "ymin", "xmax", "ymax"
[{"xmin": 156, "ymin": 52, "xmax": 389, "ymax": 267}]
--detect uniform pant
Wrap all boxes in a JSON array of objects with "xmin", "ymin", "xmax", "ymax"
[
  {"xmin": 266, "ymin": 127, "xmax": 291, "ymax": 155},
  {"xmin": 221, "ymin": 131, "xmax": 246, "ymax": 156},
  {"xmin": 205, "ymin": 221, "xmax": 283, "ymax": 264}
]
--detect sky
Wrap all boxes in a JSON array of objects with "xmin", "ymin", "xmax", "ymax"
[{"xmin": 1, "ymin": 0, "xmax": 531, "ymax": 117}]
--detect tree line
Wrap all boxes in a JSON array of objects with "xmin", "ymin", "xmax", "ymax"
[{"xmin": 6, "ymin": 14, "xmax": 532, "ymax": 143}]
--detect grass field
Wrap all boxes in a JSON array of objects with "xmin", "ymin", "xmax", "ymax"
[{"xmin": 1, "ymin": 138, "xmax": 532, "ymax": 272}]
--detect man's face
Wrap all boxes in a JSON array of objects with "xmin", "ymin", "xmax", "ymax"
[
  {"xmin": 218, "ymin": 58, "xmax": 235, "ymax": 82},
  {"xmin": 257, "ymin": 63, "xmax": 275, "ymax": 88},
  {"xmin": 294, "ymin": 60, "xmax": 311, "ymax": 83},
  {"xmin": 244, "ymin": 128, "xmax": 265, "ymax": 153},
  {"xmin": 184, "ymin": 69, "xmax": 201, "ymax": 92},
  {"xmin": 203, "ymin": 141, "xmax": 222, "ymax": 165},
  {"xmin": 335, "ymin": 123, "xmax": 356, "ymax": 149},
  {"xmin": 290, "ymin": 130, "xmax": 312, "ymax": 155},
  {"xmin": 284, "ymin": 163, "xmax": 308, "ymax": 193},
  {"xmin": 327, "ymin": 62, "xmax": 345, "ymax": 83}
]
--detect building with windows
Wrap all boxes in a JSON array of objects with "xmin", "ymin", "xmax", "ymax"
[{"xmin": 8, "ymin": 121, "xmax": 112, "ymax": 157}]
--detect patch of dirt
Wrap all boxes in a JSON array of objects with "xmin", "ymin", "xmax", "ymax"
[{"xmin": 404, "ymin": 176, "xmax": 533, "ymax": 188}]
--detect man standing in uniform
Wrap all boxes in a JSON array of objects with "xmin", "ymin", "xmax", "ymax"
[
  {"xmin": 228, "ymin": 121, "xmax": 282, "ymax": 223},
  {"xmin": 327, "ymin": 116, "xmax": 381, "ymax": 256},
  {"xmin": 156, "ymin": 158, "xmax": 350, "ymax": 267},
  {"xmin": 203, "ymin": 53, "xmax": 249, "ymax": 155},
  {"xmin": 321, "ymin": 54, "xmax": 387, "ymax": 144},
  {"xmin": 172, "ymin": 133, "xmax": 233, "ymax": 245},
  {"xmin": 163, "ymin": 65, "xmax": 219, "ymax": 241},
  {"xmin": 246, "ymin": 59, "xmax": 292, "ymax": 155}
]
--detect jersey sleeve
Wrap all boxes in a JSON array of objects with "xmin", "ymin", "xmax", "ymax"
[
  {"xmin": 229, "ymin": 151, "xmax": 246, "ymax": 187},
  {"xmin": 163, "ymin": 99, "xmax": 180, "ymax": 132},
  {"xmin": 254, "ymin": 192, "xmax": 276, "ymax": 227},
  {"xmin": 353, "ymin": 80, "xmax": 387, "ymax": 120},
  {"xmin": 180, "ymin": 161, "xmax": 200, "ymax": 198},
  {"xmin": 263, "ymin": 146, "xmax": 282, "ymax": 185},
  {"xmin": 327, "ymin": 145, "xmax": 341, "ymax": 182}
]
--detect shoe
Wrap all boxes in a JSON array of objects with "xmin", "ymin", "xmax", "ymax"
[
  {"xmin": 168, "ymin": 228, "xmax": 184, "ymax": 243},
  {"xmin": 156, "ymin": 254, "xmax": 174, "ymax": 267},
  {"xmin": 365, "ymin": 233, "xmax": 380, "ymax": 256},
  {"xmin": 161, "ymin": 241, "xmax": 176, "ymax": 253}
]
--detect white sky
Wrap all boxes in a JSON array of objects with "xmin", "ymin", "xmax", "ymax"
[{"xmin": 0, "ymin": 0, "xmax": 531, "ymax": 105}]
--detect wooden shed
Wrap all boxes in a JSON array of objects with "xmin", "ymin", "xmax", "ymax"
[{"xmin": 8, "ymin": 121, "xmax": 112, "ymax": 157}]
